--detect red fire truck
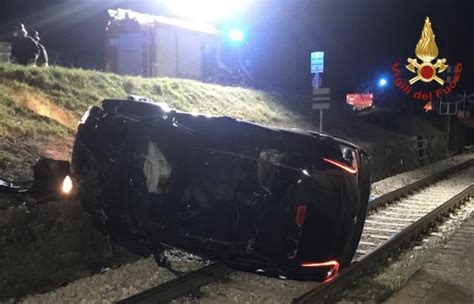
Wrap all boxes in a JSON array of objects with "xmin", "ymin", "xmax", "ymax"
[{"xmin": 346, "ymin": 93, "xmax": 374, "ymax": 111}]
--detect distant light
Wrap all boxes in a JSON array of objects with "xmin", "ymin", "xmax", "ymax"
[
  {"xmin": 424, "ymin": 101, "xmax": 433, "ymax": 112},
  {"xmin": 228, "ymin": 28, "xmax": 245, "ymax": 41},
  {"xmin": 62, "ymin": 175, "xmax": 73, "ymax": 194},
  {"xmin": 378, "ymin": 78, "xmax": 388, "ymax": 87},
  {"xmin": 163, "ymin": 0, "xmax": 253, "ymax": 22}
]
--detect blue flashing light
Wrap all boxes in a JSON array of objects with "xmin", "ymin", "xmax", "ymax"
[
  {"xmin": 378, "ymin": 78, "xmax": 388, "ymax": 87},
  {"xmin": 228, "ymin": 28, "xmax": 245, "ymax": 42}
]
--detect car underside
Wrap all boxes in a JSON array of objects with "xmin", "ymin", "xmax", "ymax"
[{"xmin": 72, "ymin": 98, "xmax": 371, "ymax": 281}]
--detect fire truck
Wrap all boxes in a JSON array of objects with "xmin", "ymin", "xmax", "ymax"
[
  {"xmin": 105, "ymin": 9, "xmax": 252, "ymax": 86},
  {"xmin": 346, "ymin": 93, "xmax": 374, "ymax": 111}
]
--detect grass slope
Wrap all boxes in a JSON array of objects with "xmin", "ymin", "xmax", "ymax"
[
  {"xmin": 0, "ymin": 64, "xmax": 443, "ymax": 180},
  {"xmin": 0, "ymin": 64, "xmax": 310, "ymax": 178}
]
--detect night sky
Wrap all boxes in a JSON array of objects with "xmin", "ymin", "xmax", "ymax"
[{"xmin": 1, "ymin": 0, "xmax": 473, "ymax": 100}]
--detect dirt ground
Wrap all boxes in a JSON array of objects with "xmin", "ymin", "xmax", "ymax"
[{"xmin": 0, "ymin": 134, "xmax": 72, "ymax": 180}]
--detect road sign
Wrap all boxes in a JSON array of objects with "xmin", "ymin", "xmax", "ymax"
[
  {"xmin": 312, "ymin": 87, "xmax": 330, "ymax": 133},
  {"xmin": 467, "ymin": 93, "xmax": 474, "ymax": 104},
  {"xmin": 312, "ymin": 74, "xmax": 321, "ymax": 89},
  {"xmin": 438, "ymin": 96, "xmax": 459, "ymax": 116},
  {"xmin": 313, "ymin": 87, "xmax": 330, "ymax": 95},
  {"xmin": 311, "ymin": 51, "xmax": 324, "ymax": 73},
  {"xmin": 312, "ymin": 88, "xmax": 330, "ymax": 104},
  {"xmin": 312, "ymin": 103, "xmax": 330, "ymax": 110},
  {"xmin": 453, "ymin": 92, "xmax": 465, "ymax": 103}
]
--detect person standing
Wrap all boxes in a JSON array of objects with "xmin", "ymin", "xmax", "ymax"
[
  {"xmin": 10, "ymin": 23, "xmax": 40, "ymax": 65},
  {"xmin": 30, "ymin": 30, "xmax": 49, "ymax": 67}
]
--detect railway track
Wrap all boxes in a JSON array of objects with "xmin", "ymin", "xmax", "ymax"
[
  {"xmin": 294, "ymin": 172, "xmax": 473, "ymax": 303},
  {"xmin": 117, "ymin": 160, "xmax": 474, "ymax": 304},
  {"xmin": 354, "ymin": 179, "xmax": 472, "ymax": 259}
]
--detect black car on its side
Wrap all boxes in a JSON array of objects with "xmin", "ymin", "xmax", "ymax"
[{"xmin": 71, "ymin": 98, "xmax": 371, "ymax": 281}]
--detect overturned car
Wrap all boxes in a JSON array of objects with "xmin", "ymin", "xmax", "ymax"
[{"xmin": 72, "ymin": 98, "xmax": 371, "ymax": 281}]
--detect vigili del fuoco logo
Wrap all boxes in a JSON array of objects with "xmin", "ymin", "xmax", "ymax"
[{"xmin": 392, "ymin": 17, "xmax": 462, "ymax": 101}]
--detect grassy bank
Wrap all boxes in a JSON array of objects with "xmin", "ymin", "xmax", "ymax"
[
  {"xmin": 0, "ymin": 64, "xmax": 310, "ymax": 178},
  {"xmin": 0, "ymin": 64, "xmax": 447, "ymax": 180},
  {"xmin": 0, "ymin": 64, "xmax": 309, "ymax": 129}
]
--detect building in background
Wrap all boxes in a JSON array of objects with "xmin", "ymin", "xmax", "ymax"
[{"xmin": 106, "ymin": 9, "xmax": 222, "ymax": 81}]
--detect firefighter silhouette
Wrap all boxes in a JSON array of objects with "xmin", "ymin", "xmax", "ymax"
[
  {"xmin": 29, "ymin": 30, "xmax": 49, "ymax": 67},
  {"xmin": 11, "ymin": 23, "xmax": 40, "ymax": 65}
]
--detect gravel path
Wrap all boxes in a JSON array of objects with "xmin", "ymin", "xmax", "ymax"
[{"xmin": 20, "ymin": 153, "xmax": 474, "ymax": 304}]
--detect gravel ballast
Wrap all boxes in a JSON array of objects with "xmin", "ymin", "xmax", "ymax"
[
  {"xmin": 19, "ymin": 153, "xmax": 474, "ymax": 303},
  {"xmin": 21, "ymin": 254, "xmax": 205, "ymax": 304},
  {"xmin": 370, "ymin": 153, "xmax": 473, "ymax": 196}
]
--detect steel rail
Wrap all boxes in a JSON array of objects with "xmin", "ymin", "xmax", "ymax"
[
  {"xmin": 293, "ymin": 185, "xmax": 474, "ymax": 304},
  {"xmin": 116, "ymin": 262, "xmax": 233, "ymax": 304}
]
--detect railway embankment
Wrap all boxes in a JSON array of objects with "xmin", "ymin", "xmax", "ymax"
[
  {"xmin": 0, "ymin": 65, "xmax": 456, "ymax": 181},
  {"xmin": 0, "ymin": 64, "xmax": 469, "ymax": 300}
]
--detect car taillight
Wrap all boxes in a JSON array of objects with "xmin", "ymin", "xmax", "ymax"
[
  {"xmin": 301, "ymin": 259, "xmax": 340, "ymax": 282},
  {"xmin": 323, "ymin": 158, "xmax": 358, "ymax": 174},
  {"xmin": 295, "ymin": 205, "xmax": 307, "ymax": 227},
  {"xmin": 323, "ymin": 146, "xmax": 359, "ymax": 175}
]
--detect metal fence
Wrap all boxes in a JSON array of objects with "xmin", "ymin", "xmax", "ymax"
[{"xmin": 0, "ymin": 41, "xmax": 11, "ymax": 64}]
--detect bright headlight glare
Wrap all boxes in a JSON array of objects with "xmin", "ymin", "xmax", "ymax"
[{"xmin": 62, "ymin": 175, "xmax": 73, "ymax": 194}]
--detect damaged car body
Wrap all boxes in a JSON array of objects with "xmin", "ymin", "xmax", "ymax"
[{"xmin": 72, "ymin": 98, "xmax": 371, "ymax": 281}]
